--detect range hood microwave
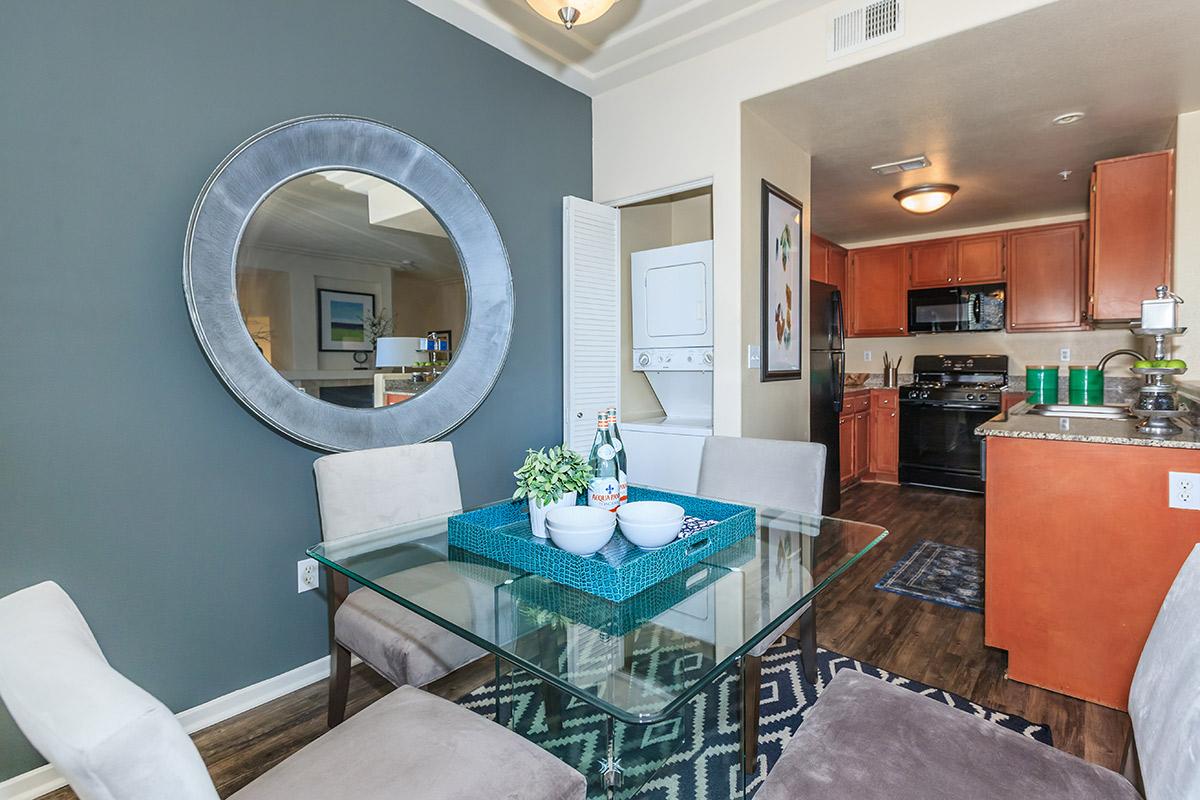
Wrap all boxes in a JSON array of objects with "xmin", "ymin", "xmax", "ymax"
[{"xmin": 908, "ymin": 284, "xmax": 1005, "ymax": 334}]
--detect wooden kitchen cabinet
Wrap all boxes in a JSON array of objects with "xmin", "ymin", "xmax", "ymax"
[
  {"xmin": 811, "ymin": 234, "xmax": 830, "ymax": 283},
  {"xmin": 847, "ymin": 245, "xmax": 907, "ymax": 337},
  {"xmin": 868, "ymin": 389, "xmax": 899, "ymax": 481},
  {"xmin": 955, "ymin": 233, "xmax": 1005, "ymax": 284},
  {"xmin": 838, "ymin": 414, "xmax": 854, "ymax": 484},
  {"xmin": 839, "ymin": 390, "xmax": 872, "ymax": 487},
  {"xmin": 853, "ymin": 410, "xmax": 870, "ymax": 481},
  {"xmin": 827, "ymin": 245, "xmax": 847, "ymax": 295},
  {"xmin": 908, "ymin": 240, "xmax": 956, "ymax": 288},
  {"xmin": 1090, "ymin": 150, "xmax": 1175, "ymax": 321},
  {"xmin": 1006, "ymin": 222, "xmax": 1088, "ymax": 332}
]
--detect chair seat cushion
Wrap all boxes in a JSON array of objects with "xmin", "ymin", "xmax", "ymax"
[
  {"xmin": 336, "ymin": 586, "xmax": 484, "ymax": 688},
  {"xmin": 230, "ymin": 686, "xmax": 586, "ymax": 800},
  {"xmin": 757, "ymin": 670, "xmax": 1139, "ymax": 800}
]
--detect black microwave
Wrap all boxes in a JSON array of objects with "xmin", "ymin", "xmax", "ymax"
[{"xmin": 908, "ymin": 284, "xmax": 1005, "ymax": 333}]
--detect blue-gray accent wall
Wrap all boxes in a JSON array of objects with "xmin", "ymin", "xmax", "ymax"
[{"xmin": 0, "ymin": 0, "xmax": 590, "ymax": 780}]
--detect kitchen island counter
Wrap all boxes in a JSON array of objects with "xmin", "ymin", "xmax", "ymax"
[{"xmin": 976, "ymin": 400, "xmax": 1200, "ymax": 449}]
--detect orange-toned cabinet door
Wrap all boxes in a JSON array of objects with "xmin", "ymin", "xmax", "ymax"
[
  {"xmin": 956, "ymin": 233, "xmax": 1006, "ymax": 284},
  {"xmin": 1090, "ymin": 150, "xmax": 1174, "ymax": 321},
  {"xmin": 853, "ymin": 411, "xmax": 870, "ymax": 478},
  {"xmin": 847, "ymin": 245, "xmax": 908, "ymax": 337},
  {"xmin": 869, "ymin": 404, "xmax": 899, "ymax": 475},
  {"xmin": 1007, "ymin": 223, "xmax": 1088, "ymax": 332},
  {"xmin": 811, "ymin": 235, "xmax": 830, "ymax": 283},
  {"xmin": 908, "ymin": 240, "xmax": 955, "ymax": 288},
  {"xmin": 838, "ymin": 413, "xmax": 855, "ymax": 484},
  {"xmin": 827, "ymin": 245, "xmax": 847, "ymax": 296}
]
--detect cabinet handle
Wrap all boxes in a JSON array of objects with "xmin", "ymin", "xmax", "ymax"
[{"xmin": 890, "ymin": 412, "xmax": 896, "ymax": 417}]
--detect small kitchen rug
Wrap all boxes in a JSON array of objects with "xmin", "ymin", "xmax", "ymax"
[
  {"xmin": 457, "ymin": 638, "xmax": 1050, "ymax": 799},
  {"xmin": 875, "ymin": 539, "xmax": 983, "ymax": 612}
]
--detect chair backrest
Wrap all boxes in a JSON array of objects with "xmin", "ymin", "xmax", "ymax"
[
  {"xmin": 313, "ymin": 441, "xmax": 463, "ymax": 540},
  {"xmin": 0, "ymin": 582, "xmax": 218, "ymax": 800},
  {"xmin": 697, "ymin": 436, "xmax": 826, "ymax": 513},
  {"xmin": 1128, "ymin": 543, "xmax": 1200, "ymax": 800}
]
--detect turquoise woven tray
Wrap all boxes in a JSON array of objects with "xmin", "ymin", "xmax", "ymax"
[{"xmin": 446, "ymin": 486, "xmax": 756, "ymax": 602}]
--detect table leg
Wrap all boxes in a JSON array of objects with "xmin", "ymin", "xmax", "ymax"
[
  {"xmin": 798, "ymin": 604, "xmax": 817, "ymax": 684},
  {"xmin": 741, "ymin": 655, "xmax": 762, "ymax": 774}
]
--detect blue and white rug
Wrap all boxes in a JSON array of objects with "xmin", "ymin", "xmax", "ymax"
[
  {"xmin": 458, "ymin": 636, "xmax": 1049, "ymax": 799},
  {"xmin": 875, "ymin": 539, "xmax": 983, "ymax": 612}
]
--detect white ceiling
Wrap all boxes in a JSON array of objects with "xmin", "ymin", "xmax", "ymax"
[
  {"xmin": 406, "ymin": 0, "xmax": 829, "ymax": 94},
  {"xmin": 748, "ymin": 0, "xmax": 1200, "ymax": 244},
  {"xmin": 239, "ymin": 173, "xmax": 463, "ymax": 279}
]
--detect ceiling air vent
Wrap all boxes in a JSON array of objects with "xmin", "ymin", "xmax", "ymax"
[{"xmin": 828, "ymin": 0, "xmax": 904, "ymax": 60}]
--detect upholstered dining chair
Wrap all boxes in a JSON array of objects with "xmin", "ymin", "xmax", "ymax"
[
  {"xmin": 0, "ymin": 581, "xmax": 586, "ymax": 800},
  {"xmin": 313, "ymin": 442, "xmax": 486, "ymax": 727},
  {"xmin": 757, "ymin": 543, "xmax": 1200, "ymax": 800},
  {"xmin": 696, "ymin": 435, "xmax": 827, "ymax": 772}
]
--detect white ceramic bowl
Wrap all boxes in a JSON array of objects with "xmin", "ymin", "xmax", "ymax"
[
  {"xmin": 546, "ymin": 521, "xmax": 615, "ymax": 556},
  {"xmin": 546, "ymin": 505, "xmax": 616, "ymax": 530},
  {"xmin": 618, "ymin": 518, "xmax": 683, "ymax": 550},
  {"xmin": 617, "ymin": 501, "xmax": 685, "ymax": 526}
]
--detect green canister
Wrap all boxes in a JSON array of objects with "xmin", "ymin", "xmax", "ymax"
[
  {"xmin": 1068, "ymin": 366, "xmax": 1104, "ymax": 405},
  {"xmin": 1025, "ymin": 365, "xmax": 1059, "ymax": 405}
]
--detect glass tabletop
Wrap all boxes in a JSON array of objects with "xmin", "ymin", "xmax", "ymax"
[{"xmin": 307, "ymin": 492, "xmax": 887, "ymax": 725}]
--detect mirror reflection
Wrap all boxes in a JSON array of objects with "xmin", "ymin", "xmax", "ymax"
[{"xmin": 236, "ymin": 170, "xmax": 466, "ymax": 408}]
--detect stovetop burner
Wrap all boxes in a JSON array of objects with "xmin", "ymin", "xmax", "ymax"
[{"xmin": 900, "ymin": 354, "xmax": 1009, "ymax": 408}]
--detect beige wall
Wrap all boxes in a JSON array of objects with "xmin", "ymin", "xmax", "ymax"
[
  {"xmin": 236, "ymin": 266, "xmax": 294, "ymax": 370},
  {"xmin": 1173, "ymin": 111, "xmax": 1200, "ymax": 376},
  {"xmin": 740, "ymin": 107, "xmax": 811, "ymax": 440},
  {"xmin": 836, "ymin": 212, "xmax": 1141, "ymax": 377},
  {"xmin": 390, "ymin": 274, "xmax": 466, "ymax": 346},
  {"xmin": 593, "ymin": 0, "xmax": 1054, "ymax": 437},
  {"xmin": 618, "ymin": 191, "xmax": 714, "ymax": 421}
]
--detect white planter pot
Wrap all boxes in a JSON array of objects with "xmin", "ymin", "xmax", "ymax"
[{"xmin": 529, "ymin": 492, "xmax": 577, "ymax": 538}]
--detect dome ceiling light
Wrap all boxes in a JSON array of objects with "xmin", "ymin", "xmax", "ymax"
[
  {"xmin": 894, "ymin": 183, "xmax": 959, "ymax": 215},
  {"xmin": 526, "ymin": 0, "xmax": 620, "ymax": 29}
]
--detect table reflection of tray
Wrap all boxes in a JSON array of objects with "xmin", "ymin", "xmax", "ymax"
[
  {"xmin": 497, "ymin": 534, "xmax": 756, "ymax": 637},
  {"xmin": 447, "ymin": 487, "xmax": 756, "ymax": 601}
]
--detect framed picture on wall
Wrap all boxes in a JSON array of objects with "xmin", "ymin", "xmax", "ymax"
[
  {"xmin": 318, "ymin": 289, "xmax": 376, "ymax": 352},
  {"xmin": 760, "ymin": 180, "xmax": 804, "ymax": 381}
]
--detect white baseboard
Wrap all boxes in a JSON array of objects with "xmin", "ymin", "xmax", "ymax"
[{"xmin": 0, "ymin": 654, "xmax": 339, "ymax": 800}]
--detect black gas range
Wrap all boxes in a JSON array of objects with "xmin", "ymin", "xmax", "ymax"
[{"xmin": 898, "ymin": 355, "xmax": 1009, "ymax": 493}]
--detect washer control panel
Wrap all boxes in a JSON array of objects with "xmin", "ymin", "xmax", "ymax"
[{"xmin": 633, "ymin": 347, "xmax": 714, "ymax": 372}]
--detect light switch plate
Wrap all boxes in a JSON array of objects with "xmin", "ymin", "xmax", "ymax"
[
  {"xmin": 747, "ymin": 345, "xmax": 761, "ymax": 369},
  {"xmin": 1059, "ymin": 348, "xmax": 1071, "ymax": 362},
  {"xmin": 1169, "ymin": 472, "xmax": 1200, "ymax": 510},
  {"xmin": 863, "ymin": 351, "xmax": 873, "ymax": 362}
]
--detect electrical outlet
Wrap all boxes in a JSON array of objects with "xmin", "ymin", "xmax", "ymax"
[
  {"xmin": 1169, "ymin": 472, "xmax": 1200, "ymax": 510},
  {"xmin": 863, "ymin": 351, "xmax": 873, "ymax": 363},
  {"xmin": 1059, "ymin": 348, "xmax": 1071, "ymax": 362},
  {"xmin": 297, "ymin": 558, "xmax": 320, "ymax": 593},
  {"xmin": 747, "ymin": 345, "xmax": 761, "ymax": 369}
]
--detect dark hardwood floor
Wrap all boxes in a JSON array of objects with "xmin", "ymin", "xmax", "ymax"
[{"xmin": 39, "ymin": 482, "xmax": 1130, "ymax": 799}]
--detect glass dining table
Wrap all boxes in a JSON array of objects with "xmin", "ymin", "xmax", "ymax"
[{"xmin": 308, "ymin": 490, "xmax": 887, "ymax": 799}]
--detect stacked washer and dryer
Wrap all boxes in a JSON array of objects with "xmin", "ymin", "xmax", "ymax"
[{"xmin": 622, "ymin": 239, "xmax": 714, "ymax": 494}]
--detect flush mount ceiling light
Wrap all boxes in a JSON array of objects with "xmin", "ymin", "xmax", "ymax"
[
  {"xmin": 894, "ymin": 183, "xmax": 959, "ymax": 214},
  {"xmin": 1052, "ymin": 111, "xmax": 1086, "ymax": 126},
  {"xmin": 526, "ymin": 0, "xmax": 620, "ymax": 29},
  {"xmin": 870, "ymin": 155, "xmax": 931, "ymax": 175}
]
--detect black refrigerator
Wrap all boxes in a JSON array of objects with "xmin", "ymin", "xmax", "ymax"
[{"xmin": 809, "ymin": 281, "xmax": 845, "ymax": 514}]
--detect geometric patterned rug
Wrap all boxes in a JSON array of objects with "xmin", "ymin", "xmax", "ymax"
[
  {"xmin": 875, "ymin": 539, "xmax": 984, "ymax": 612},
  {"xmin": 458, "ymin": 636, "xmax": 1049, "ymax": 798}
]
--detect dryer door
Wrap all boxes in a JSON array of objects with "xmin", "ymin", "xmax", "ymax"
[{"xmin": 631, "ymin": 240, "xmax": 714, "ymax": 350}]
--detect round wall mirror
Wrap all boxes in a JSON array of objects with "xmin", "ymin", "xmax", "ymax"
[{"xmin": 185, "ymin": 117, "xmax": 513, "ymax": 451}]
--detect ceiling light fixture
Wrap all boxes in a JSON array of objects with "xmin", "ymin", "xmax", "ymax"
[
  {"xmin": 870, "ymin": 155, "xmax": 931, "ymax": 175},
  {"xmin": 526, "ymin": 0, "xmax": 620, "ymax": 29},
  {"xmin": 1052, "ymin": 111, "xmax": 1086, "ymax": 126},
  {"xmin": 894, "ymin": 183, "xmax": 959, "ymax": 215}
]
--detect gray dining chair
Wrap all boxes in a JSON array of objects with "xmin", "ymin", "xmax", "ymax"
[
  {"xmin": 696, "ymin": 435, "xmax": 826, "ymax": 772},
  {"xmin": 313, "ymin": 442, "xmax": 484, "ymax": 726},
  {"xmin": 0, "ymin": 581, "xmax": 586, "ymax": 800},
  {"xmin": 757, "ymin": 543, "xmax": 1200, "ymax": 800}
]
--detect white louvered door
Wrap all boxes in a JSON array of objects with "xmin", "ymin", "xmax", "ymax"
[{"xmin": 563, "ymin": 196, "xmax": 621, "ymax": 453}]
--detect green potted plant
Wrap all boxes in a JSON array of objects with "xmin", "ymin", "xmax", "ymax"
[{"xmin": 512, "ymin": 446, "xmax": 593, "ymax": 538}]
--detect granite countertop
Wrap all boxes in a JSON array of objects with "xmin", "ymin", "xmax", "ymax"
[{"xmin": 976, "ymin": 400, "xmax": 1200, "ymax": 450}]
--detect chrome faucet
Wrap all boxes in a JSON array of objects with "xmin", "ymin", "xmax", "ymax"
[{"xmin": 1097, "ymin": 349, "xmax": 1145, "ymax": 372}]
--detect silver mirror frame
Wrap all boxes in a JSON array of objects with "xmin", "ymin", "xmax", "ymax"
[{"xmin": 184, "ymin": 116, "xmax": 513, "ymax": 451}]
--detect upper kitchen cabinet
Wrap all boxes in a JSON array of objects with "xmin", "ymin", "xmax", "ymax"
[
  {"xmin": 848, "ymin": 244, "xmax": 907, "ymax": 337},
  {"xmin": 827, "ymin": 244, "xmax": 847, "ymax": 295},
  {"xmin": 811, "ymin": 234, "xmax": 830, "ymax": 283},
  {"xmin": 955, "ymin": 232, "xmax": 1005, "ymax": 284},
  {"xmin": 908, "ymin": 239, "xmax": 956, "ymax": 287},
  {"xmin": 1089, "ymin": 150, "xmax": 1175, "ymax": 321},
  {"xmin": 1007, "ymin": 222, "xmax": 1088, "ymax": 332}
]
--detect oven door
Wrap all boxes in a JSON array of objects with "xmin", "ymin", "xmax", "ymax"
[{"xmin": 899, "ymin": 401, "xmax": 995, "ymax": 477}]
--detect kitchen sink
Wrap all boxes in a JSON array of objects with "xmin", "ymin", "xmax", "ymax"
[{"xmin": 1025, "ymin": 404, "xmax": 1135, "ymax": 420}]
